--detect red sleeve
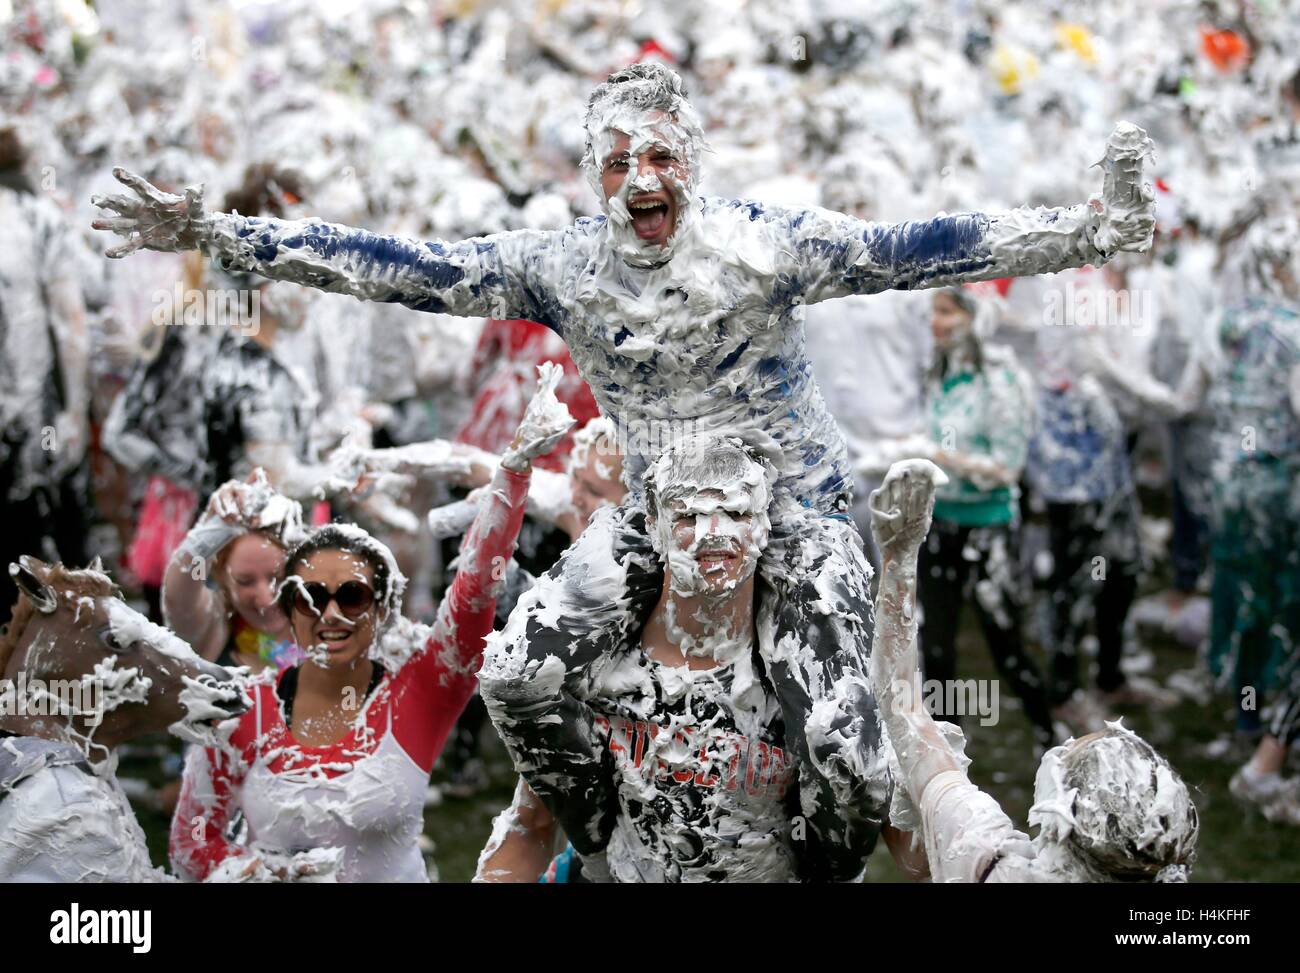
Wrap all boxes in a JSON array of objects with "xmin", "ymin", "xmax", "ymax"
[
  {"xmin": 392, "ymin": 463, "xmax": 531, "ymax": 772},
  {"xmin": 465, "ymin": 318, "xmax": 509, "ymax": 398},
  {"xmin": 168, "ymin": 701, "xmax": 258, "ymax": 881}
]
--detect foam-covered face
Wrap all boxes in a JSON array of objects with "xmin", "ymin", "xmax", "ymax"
[
  {"xmin": 931, "ymin": 291, "xmax": 973, "ymax": 348},
  {"xmin": 287, "ymin": 550, "xmax": 380, "ymax": 670},
  {"xmin": 220, "ymin": 534, "xmax": 288, "ymax": 638},
  {"xmin": 569, "ymin": 440, "xmax": 625, "ymax": 526},
  {"xmin": 599, "ymin": 127, "xmax": 688, "ymax": 249},
  {"xmin": 589, "ymin": 106, "xmax": 701, "ymax": 263},
  {"xmin": 650, "ymin": 482, "xmax": 770, "ymax": 599}
]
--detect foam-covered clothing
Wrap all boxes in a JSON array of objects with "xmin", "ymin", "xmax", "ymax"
[
  {"xmin": 803, "ymin": 291, "xmax": 930, "ymax": 447},
  {"xmin": 590, "ymin": 648, "xmax": 800, "ymax": 883},
  {"xmin": 0, "ymin": 734, "xmax": 167, "ymax": 882},
  {"xmin": 918, "ymin": 517, "xmax": 1054, "ymax": 744},
  {"xmin": 103, "ymin": 325, "xmax": 211, "ymax": 489},
  {"xmin": 927, "ymin": 349, "xmax": 1032, "ymax": 526},
  {"xmin": 199, "ymin": 329, "xmax": 321, "ymax": 502},
  {"xmin": 1205, "ymin": 300, "xmax": 1300, "ymax": 699},
  {"xmin": 200, "ymin": 194, "xmax": 1123, "ymax": 513},
  {"xmin": 169, "ymin": 464, "xmax": 530, "ymax": 882},
  {"xmin": 0, "ymin": 187, "xmax": 86, "ymax": 502},
  {"xmin": 1044, "ymin": 494, "xmax": 1140, "ymax": 704},
  {"xmin": 478, "ymin": 499, "xmax": 892, "ymax": 883},
  {"xmin": 1026, "ymin": 374, "xmax": 1132, "ymax": 505},
  {"xmin": 804, "ymin": 292, "xmax": 930, "ymax": 547}
]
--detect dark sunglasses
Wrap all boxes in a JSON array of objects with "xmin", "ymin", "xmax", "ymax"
[{"xmin": 291, "ymin": 580, "xmax": 375, "ymax": 619}]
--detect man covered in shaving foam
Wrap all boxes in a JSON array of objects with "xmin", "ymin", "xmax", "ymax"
[
  {"xmin": 93, "ymin": 62, "xmax": 1156, "ymax": 878},
  {"xmin": 479, "ymin": 435, "xmax": 926, "ymax": 882}
]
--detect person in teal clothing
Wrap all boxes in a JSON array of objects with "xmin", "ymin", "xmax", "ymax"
[
  {"xmin": 1204, "ymin": 293, "xmax": 1300, "ymax": 819},
  {"xmin": 917, "ymin": 287, "xmax": 1054, "ymax": 750},
  {"xmin": 1082, "ymin": 213, "xmax": 1300, "ymax": 822}
]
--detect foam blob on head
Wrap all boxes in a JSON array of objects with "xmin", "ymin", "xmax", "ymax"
[
  {"xmin": 644, "ymin": 436, "xmax": 774, "ymax": 597},
  {"xmin": 1238, "ymin": 210, "xmax": 1300, "ymax": 299},
  {"xmin": 1030, "ymin": 722, "xmax": 1199, "ymax": 882}
]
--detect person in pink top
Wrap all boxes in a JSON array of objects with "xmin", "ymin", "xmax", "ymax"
[{"xmin": 169, "ymin": 376, "xmax": 574, "ymax": 882}]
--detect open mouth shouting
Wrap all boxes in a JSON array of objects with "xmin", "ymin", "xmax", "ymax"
[{"xmin": 628, "ymin": 191, "xmax": 674, "ymax": 243}]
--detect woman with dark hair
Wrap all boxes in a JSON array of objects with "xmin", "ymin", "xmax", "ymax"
[
  {"xmin": 918, "ymin": 286, "xmax": 1055, "ymax": 750},
  {"xmin": 168, "ymin": 374, "xmax": 574, "ymax": 882}
]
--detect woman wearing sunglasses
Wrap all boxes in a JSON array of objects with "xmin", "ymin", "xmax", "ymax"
[{"xmin": 168, "ymin": 373, "xmax": 576, "ymax": 882}]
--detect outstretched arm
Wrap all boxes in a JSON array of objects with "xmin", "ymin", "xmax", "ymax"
[
  {"xmin": 784, "ymin": 123, "xmax": 1155, "ymax": 304},
  {"xmin": 1080, "ymin": 329, "xmax": 1210, "ymax": 420},
  {"xmin": 325, "ymin": 438, "xmax": 579, "ymax": 539},
  {"xmin": 92, "ymin": 168, "xmax": 563, "ymax": 325},
  {"xmin": 869, "ymin": 460, "xmax": 1039, "ymax": 883},
  {"xmin": 395, "ymin": 365, "xmax": 575, "ymax": 772}
]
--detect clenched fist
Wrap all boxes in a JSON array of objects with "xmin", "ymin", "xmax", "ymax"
[
  {"xmin": 1090, "ymin": 122, "xmax": 1156, "ymax": 256},
  {"xmin": 868, "ymin": 459, "xmax": 949, "ymax": 562}
]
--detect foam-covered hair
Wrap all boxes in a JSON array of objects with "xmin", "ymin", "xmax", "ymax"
[
  {"xmin": 567, "ymin": 415, "xmax": 620, "ymax": 477},
  {"xmin": 1031, "ymin": 722, "xmax": 1199, "ymax": 882},
  {"xmin": 580, "ymin": 62, "xmax": 707, "ymax": 185},
  {"xmin": 1240, "ymin": 210, "xmax": 1300, "ymax": 296},
  {"xmin": 643, "ymin": 435, "xmax": 775, "ymax": 523},
  {"xmin": 277, "ymin": 523, "xmax": 407, "ymax": 622}
]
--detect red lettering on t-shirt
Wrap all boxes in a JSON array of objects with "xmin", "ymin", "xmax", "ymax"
[
  {"xmin": 672, "ymin": 727, "xmax": 696, "ymax": 783},
  {"xmin": 609, "ymin": 716, "xmax": 632, "ymax": 760},
  {"xmin": 745, "ymin": 741, "xmax": 771, "ymax": 797},
  {"xmin": 725, "ymin": 732, "xmax": 746, "ymax": 792},
  {"xmin": 768, "ymin": 745, "xmax": 794, "ymax": 799},
  {"xmin": 633, "ymin": 720, "xmax": 648, "ymax": 768},
  {"xmin": 693, "ymin": 732, "xmax": 720, "ymax": 788}
]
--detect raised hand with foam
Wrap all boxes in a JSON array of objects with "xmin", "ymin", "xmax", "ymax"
[
  {"xmin": 501, "ymin": 362, "xmax": 577, "ymax": 472},
  {"xmin": 1090, "ymin": 122, "xmax": 1156, "ymax": 256},
  {"xmin": 91, "ymin": 167, "xmax": 211, "ymax": 258}
]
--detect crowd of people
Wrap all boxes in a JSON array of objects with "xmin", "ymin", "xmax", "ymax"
[{"xmin": 1, "ymin": 0, "xmax": 1298, "ymax": 882}]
